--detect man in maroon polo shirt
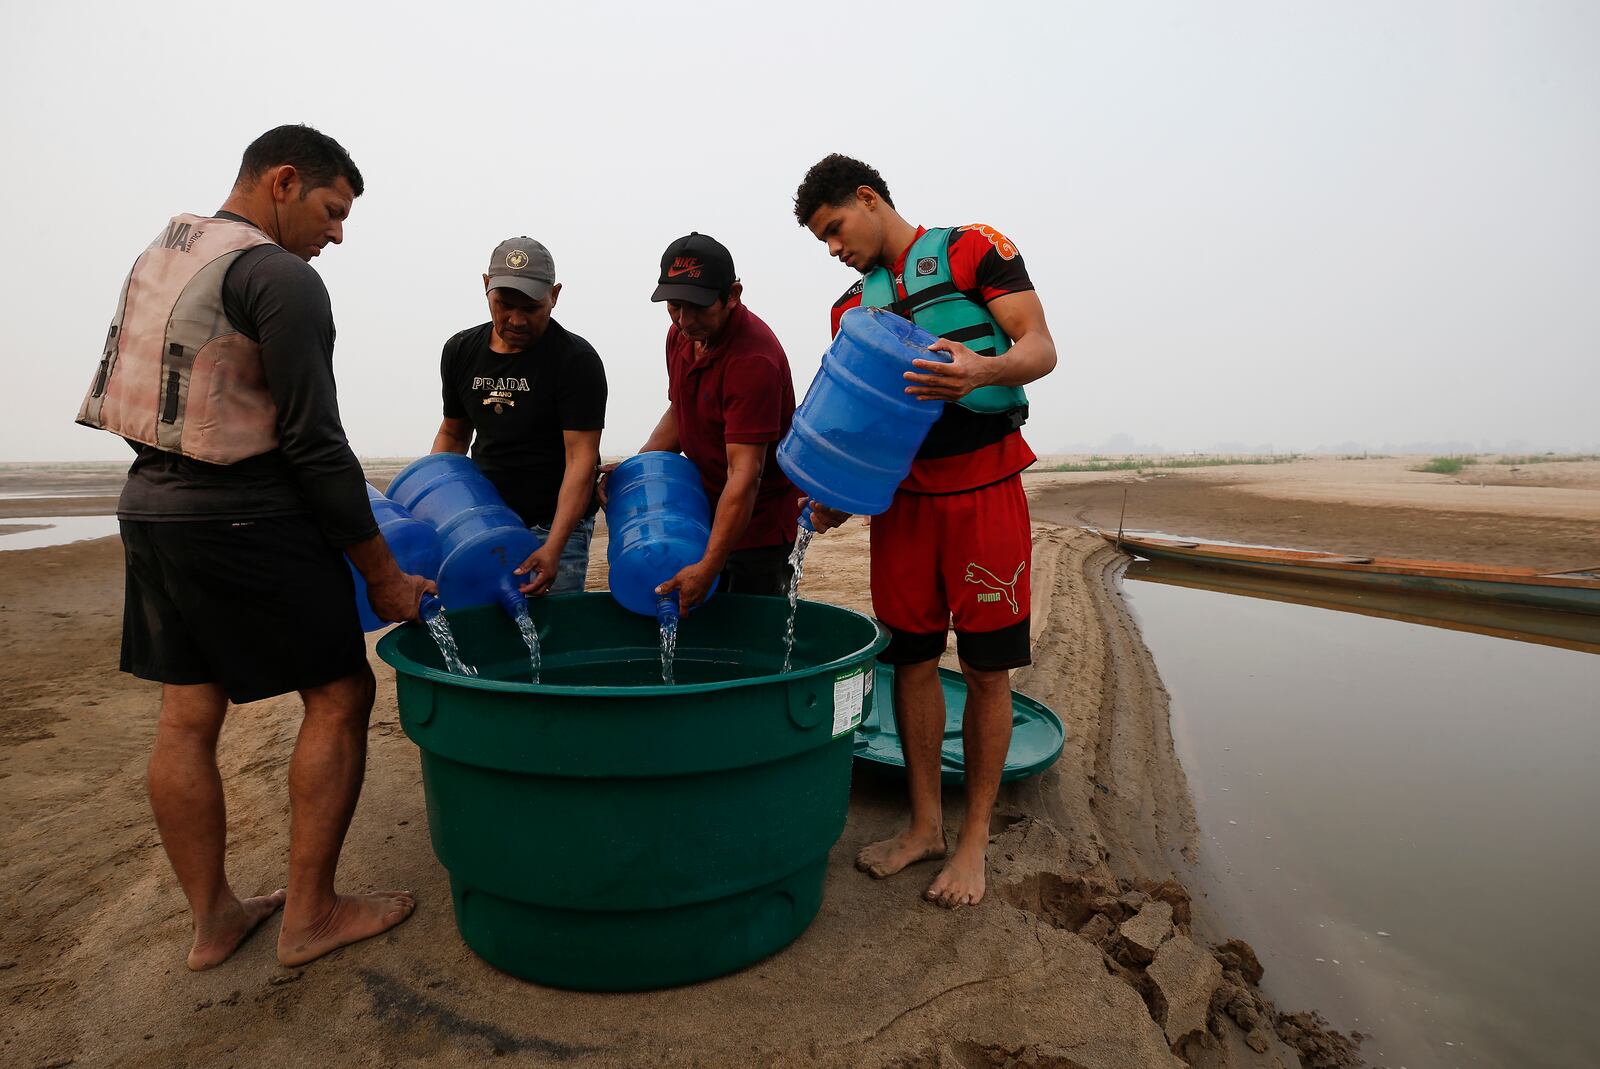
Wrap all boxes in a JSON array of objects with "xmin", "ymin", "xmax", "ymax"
[{"xmin": 622, "ymin": 233, "xmax": 801, "ymax": 611}]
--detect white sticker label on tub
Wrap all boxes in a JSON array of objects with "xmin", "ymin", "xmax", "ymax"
[{"xmin": 832, "ymin": 670, "xmax": 866, "ymax": 737}]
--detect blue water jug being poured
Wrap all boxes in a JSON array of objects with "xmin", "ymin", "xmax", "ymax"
[
  {"xmin": 777, "ymin": 306, "xmax": 947, "ymax": 523},
  {"xmin": 386, "ymin": 453, "xmax": 547, "ymax": 680},
  {"xmin": 774, "ymin": 308, "xmax": 948, "ymax": 671},
  {"xmin": 349, "ymin": 483, "xmax": 444, "ymax": 632},
  {"xmin": 604, "ymin": 451, "xmax": 718, "ymax": 630},
  {"xmin": 386, "ymin": 453, "xmax": 545, "ymax": 619},
  {"xmin": 346, "ymin": 483, "xmax": 477, "ymax": 674}
]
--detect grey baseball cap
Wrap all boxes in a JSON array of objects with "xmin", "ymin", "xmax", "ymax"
[{"xmin": 485, "ymin": 236, "xmax": 555, "ymax": 301}]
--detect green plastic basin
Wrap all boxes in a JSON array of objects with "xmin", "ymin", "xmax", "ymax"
[
  {"xmin": 377, "ymin": 592, "xmax": 886, "ymax": 990},
  {"xmin": 854, "ymin": 665, "xmax": 1065, "ymax": 784}
]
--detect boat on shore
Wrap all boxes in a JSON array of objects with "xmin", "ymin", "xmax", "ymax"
[{"xmin": 1099, "ymin": 530, "xmax": 1600, "ymax": 616}]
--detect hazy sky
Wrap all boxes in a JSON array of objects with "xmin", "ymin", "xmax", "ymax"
[{"xmin": 4, "ymin": 1, "xmax": 1596, "ymax": 462}]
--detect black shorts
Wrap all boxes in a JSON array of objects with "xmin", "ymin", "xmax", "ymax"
[
  {"xmin": 878, "ymin": 617, "xmax": 1032, "ymax": 672},
  {"xmin": 120, "ymin": 516, "xmax": 368, "ymax": 704},
  {"xmin": 718, "ymin": 543, "xmax": 795, "ymax": 597}
]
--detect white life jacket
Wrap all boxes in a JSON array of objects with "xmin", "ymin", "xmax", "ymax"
[{"xmin": 78, "ymin": 214, "xmax": 280, "ymax": 463}]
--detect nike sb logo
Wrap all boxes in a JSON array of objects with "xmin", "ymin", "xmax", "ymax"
[{"xmin": 667, "ymin": 257, "xmax": 702, "ymax": 278}]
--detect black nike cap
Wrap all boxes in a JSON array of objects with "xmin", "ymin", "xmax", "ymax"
[{"xmin": 651, "ymin": 232, "xmax": 736, "ymax": 307}]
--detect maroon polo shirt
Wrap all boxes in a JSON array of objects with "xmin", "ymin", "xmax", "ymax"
[{"xmin": 666, "ymin": 303, "xmax": 801, "ymax": 551}]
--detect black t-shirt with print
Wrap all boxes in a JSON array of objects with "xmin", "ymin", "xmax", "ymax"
[{"xmin": 440, "ymin": 319, "xmax": 607, "ymax": 527}]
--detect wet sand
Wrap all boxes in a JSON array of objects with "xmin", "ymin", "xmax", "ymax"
[
  {"xmin": 5, "ymin": 455, "xmax": 1592, "ymax": 1067},
  {"xmin": 0, "ymin": 465, "xmax": 125, "ymax": 519}
]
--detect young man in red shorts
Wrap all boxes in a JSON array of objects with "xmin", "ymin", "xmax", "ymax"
[{"xmin": 794, "ymin": 154, "xmax": 1057, "ymax": 907}]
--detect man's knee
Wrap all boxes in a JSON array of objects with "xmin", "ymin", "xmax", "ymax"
[
  {"xmin": 958, "ymin": 662, "xmax": 1011, "ymax": 698},
  {"xmin": 156, "ymin": 682, "xmax": 229, "ymax": 741},
  {"xmin": 893, "ymin": 656, "xmax": 941, "ymax": 686},
  {"xmin": 301, "ymin": 665, "xmax": 376, "ymax": 723}
]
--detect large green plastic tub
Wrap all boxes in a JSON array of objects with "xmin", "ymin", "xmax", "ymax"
[{"xmin": 377, "ymin": 592, "xmax": 886, "ymax": 990}]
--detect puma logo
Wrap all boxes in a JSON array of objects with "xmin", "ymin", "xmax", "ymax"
[{"xmin": 964, "ymin": 561, "xmax": 1025, "ymax": 615}]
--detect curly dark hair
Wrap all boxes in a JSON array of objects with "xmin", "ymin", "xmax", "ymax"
[
  {"xmin": 236, "ymin": 124, "xmax": 364, "ymax": 198},
  {"xmin": 792, "ymin": 154, "xmax": 893, "ymax": 226}
]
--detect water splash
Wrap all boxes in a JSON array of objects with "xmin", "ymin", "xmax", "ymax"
[
  {"xmin": 425, "ymin": 611, "xmax": 478, "ymax": 677},
  {"xmin": 659, "ymin": 617, "xmax": 679, "ymax": 686},
  {"xmin": 512, "ymin": 602, "xmax": 542, "ymax": 684},
  {"xmin": 781, "ymin": 526, "xmax": 815, "ymax": 674}
]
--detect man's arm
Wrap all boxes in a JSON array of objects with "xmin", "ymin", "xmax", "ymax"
[
  {"xmin": 236, "ymin": 252, "xmax": 378, "ymax": 548},
  {"xmin": 903, "ymin": 290, "xmax": 1057, "ymax": 400},
  {"xmin": 657, "ymin": 441, "xmax": 765, "ymax": 611},
  {"xmin": 233, "ymin": 252, "xmax": 433, "ymax": 621},
  {"xmin": 515, "ymin": 428, "xmax": 601, "ymax": 595},
  {"xmin": 431, "ymin": 417, "xmax": 473, "ymax": 454}
]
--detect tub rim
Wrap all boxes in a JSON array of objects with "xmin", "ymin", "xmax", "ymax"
[{"xmin": 376, "ymin": 593, "xmax": 887, "ymax": 698}]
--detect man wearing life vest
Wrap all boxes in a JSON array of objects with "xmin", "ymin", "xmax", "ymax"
[
  {"xmin": 794, "ymin": 154, "xmax": 1058, "ymax": 908},
  {"xmin": 77, "ymin": 126, "xmax": 430, "ymax": 970},
  {"xmin": 606, "ymin": 233, "xmax": 800, "ymax": 611},
  {"xmin": 430, "ymin": 236, "xmax": 607, "ymax": 595}
]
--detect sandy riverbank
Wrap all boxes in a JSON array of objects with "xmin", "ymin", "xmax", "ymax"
[
  {"xmin": 1028, "ymin": 454, "xmax": 1600, "ymax": 573},
  {"xmin": 10, "ymin": 453, "xmax": 1591, "ymax": 1067}
]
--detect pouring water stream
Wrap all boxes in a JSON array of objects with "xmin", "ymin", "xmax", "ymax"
[
  {"xmin": 781, "ymin": 510, "xmax": 818, "ymax": 674},
  {"xmin": 421, "ymin": 596, "xmax": 478, "ymax": 677}
]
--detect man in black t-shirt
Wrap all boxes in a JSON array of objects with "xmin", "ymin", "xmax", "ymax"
[{"xmin": 431, "ymin": 237, "xmax": 607, "ymax": 594}]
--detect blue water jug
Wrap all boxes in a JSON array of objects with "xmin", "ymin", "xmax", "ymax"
[
  {"xmin": 604, "ymin": 451, "xmax": 717, "ymax": 625},
  {"xmin": 777, "ymin": 307, "xmax": 947, "ymax": 520},
  {"xmin": 386, "ymin": 453, "xmax": 543, "ymax": 618},
  {"xmin": 348, "ymin": 483, "xmax": 445, "ymax": 631}
]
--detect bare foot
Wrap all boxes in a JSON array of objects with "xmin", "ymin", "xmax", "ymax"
[
  {"xmin": 188, "ymin": 889, "xmax": 286, "ymax": 971},
  {"xmin": 855, "ymin": 828, "xmax": 946, "ymax": 879},
  {"xmin": 925, "ymin": 847, "xmax": 986, "ymax": 908},
  {"xmin": 277, "ymin": 891, "xmax": 416, "ymax": 967}
]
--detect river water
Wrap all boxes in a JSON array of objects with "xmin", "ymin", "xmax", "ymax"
[
  {"xmin": 0, "ymin": 515, "xmax": 121, "ymax": 551},
  {"xmin": 1121, "ymin": 564, "xmax": 1600, "ymax": 1069}
]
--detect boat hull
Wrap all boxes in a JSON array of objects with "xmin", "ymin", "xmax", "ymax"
[{"xmin": 1102, "ymin": 533, "xmax": 1600, "ymax": 616}]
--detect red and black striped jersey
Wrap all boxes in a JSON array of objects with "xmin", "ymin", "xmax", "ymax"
[
  {"xmin": 828, "ymin": 224, "xmax": 1038, "ymax": 495},
  {"xmin": 828, "ymin": 224, "xmax": 1035, "ymax": 334}
]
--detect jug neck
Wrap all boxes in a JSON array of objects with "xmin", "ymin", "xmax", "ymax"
[
  {"xmin": 655, "ymin": 594, "xmax": 680, "ymax": 630},
  {"xmin": 499, "ymin": 586, "xmax": 530, "ymax": 621}
]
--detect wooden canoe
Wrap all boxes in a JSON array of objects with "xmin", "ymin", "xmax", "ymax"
[{"xmin": 1099, "ymin": 531, "xmax": 1600, "ymax": 616}]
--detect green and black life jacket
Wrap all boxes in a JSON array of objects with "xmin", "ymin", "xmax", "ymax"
[{"xmin": 860, "ymin": 227, "xmax": 1029, "ymax": 418}]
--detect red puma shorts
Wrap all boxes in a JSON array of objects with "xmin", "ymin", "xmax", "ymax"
[{"xmin": 869, "ymin": 474, "xmax": 1032, "ymax": 671}]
